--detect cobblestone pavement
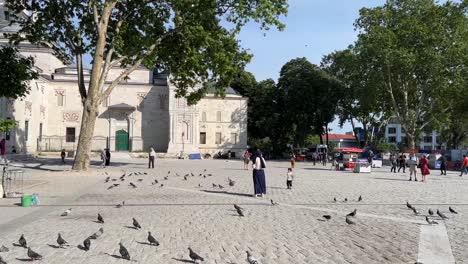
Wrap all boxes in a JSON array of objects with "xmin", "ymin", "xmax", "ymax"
[{"xmin": 0, "ymin": 158, "xmax": 467, "ymax": 263}]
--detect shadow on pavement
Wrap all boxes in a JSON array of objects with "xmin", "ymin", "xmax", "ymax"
[
  {"xmin": 202, "ymin": 190, "xmax": 252, "ymax": 198},
  {"xmin": 172, "ymin": 258, "xmax": 195, "ymax": 263}
]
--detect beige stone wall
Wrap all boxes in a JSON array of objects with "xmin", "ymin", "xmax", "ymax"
[
  {"xmin": 20, "ymin": 50, "xmax": 65, "ymax": 75},
  {"xmin": 197, "ymin": 96, "xmax": 248, "ymax": 157}
]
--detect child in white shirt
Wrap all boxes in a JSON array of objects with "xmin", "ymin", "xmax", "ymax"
[{"xmin": 286, "ymin": 168, "xmax": 294, "ymax": 189}]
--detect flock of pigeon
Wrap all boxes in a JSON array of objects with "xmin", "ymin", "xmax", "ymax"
[
  {"xmin": 0, "ymin": 169, "xmax": 462, "ymax": 264},
  {"xmin": 405, "ymin": 201, "xmax": 459, "ymax": 225}
]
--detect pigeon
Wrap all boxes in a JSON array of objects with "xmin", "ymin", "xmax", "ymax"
[
  {"xmin": 143, "ymin": 172, "xmax": 147, "ymax": 175},
  {"xmin": 437, "ymin": 210, "xmax": 448, "ymax": 219},
  {"xmin": 119, "ymin": 242, "xmax": 131, "ymax": 260},
  {"xmin": 406, "ymin": 201, "xmax": 413, "ymax": 210},
  {"xmin": 191, "ymin": 173, "xmax": 194, "ymax": 177},
  {"xmin": 218, "ymin": 184, "xmax": 224, "ymax": 189},
  {"xmin": 322, "ymin": 215, "xmax": 331, "ymax": 220},
  {"xmin": 97, "ymin": 213, "xmax": 104, "ymax": 223},
  {"xmin": 236, "ymin": 207, "xmax": 245, "ymax": 217},
  {"xmin": 57, "ymin": 233, "xmax": 68, "ymax": 248},
  {"xmin": 449, "ymin": 207, "xmax": 458, "ymax": 214},
  {"xmin": 168, "ymin": 171, "xmax": 171, "ymax": 174},
  {"xmin": 105, "ymin": 177, "xmax": 110, "ymax": 183},
  {"xmin": 425, "ymin": 216, "xmax": 438, "ymax": 225},
  {"xmin": 27, "ymin": 247, "xmax": 42, "ymax": 260},
  {"xmin": 83, "ymin": 238, "xmax": 91, "ymax": 251},
  {"xmin": 18, "ymin": 234, "xmax": 27, "ymax": 248},
  {"xmin": 412, "ymin": 207, "xmax": 419, "ymax": 215},
  {"xmin": 345, "ymin": 216, "xmax": 356, "ymax": 225},
  {"xmin": 228, "ymin": 178, "xmax": 235, "ymax": 186},
  {"xmin": 0, "ymin": 245, "xmax": 9, "ymax": 252},
  {"xmin": 116, "ymin": 203, "xmax": 123, "ymax": 208},
  {"xmin": 61, "ymin": 208, "xmax": 72, "ymax": 216},
  {"xmin": 129, "ymin": 182, "xmax": 137, "ymax": 188},
  {"xmin": 271, "ymin": 199, "xmax": 278, "ymax": 206},
  {"xmin": 107, "ymin": 185, "xmax": 115, "ymax": 190},
  {"xmin": 428, "ymin": 209, "xmax": 434, "ymax": 216},
  {"xmin": 147, "ymin": 232, "xmax": 159, "ymax": 246},
  {"xmin": 160, "ymin": 184, "xmax": 164, "ymax": 187},
  {"xmin": 343, "ymin": 198, "xmax": 348, "ymax": 202},
  {"xmin": 137, "ymin": 179, "xmax": 143, "ymax": 182},
  {"xmin": 0, "ymin": 256, "xmax": 6, "ymax": 264},
  {"xmin": 133, "ymin": 218, "xmax": 142, "ymax": 229},
  {"xmin": 164, "ymin": 176, "xmax": 168, "ymax": 180},
  {"xmin": 113, "ymin": 183, "xmax": 120, "ymax": 187},
  {"xmin": 358, "ymin": 195, "xmax": 362, "ymax": 202},
  {"xmin": 88, "ymin": 227, "xmax": 104, "ymax": 239},
  {"xmin": 333, "ymin": 197, "xmax": 337, "ymax": 202},
  {"xmin": 233, "ymin": 204, "xmax": 243, "ymax": 211},
  {"xmin": 111, "ymin": 179, "xmax": 117, "ymax": 181},
  {"xmin": 154, "ymin": 179, "xmax": 158, "ymax": 184},
  {"xmin": 212, "ymin": 183, "xmax": 217, "ymax": 188},
  {"xmin": 347, "ymin": 209, "xmax": 357, "ymax": 217},
  {"xmin": 198, "ymin": 183, "xmax": 202, "ymax": 187},
  {"xmin": 207, "ymin": 174, "xmax": 212, "ymax": 176},
  {"xmin": 246, "ymin": 251, "xmax": 258, "ymax": 264},
  {"xmin": 184, "ymin": 176, "xmax": 188, "ymax": 181},
  {"xmin": 188, "ymin": 247, "xmax": 204, "ymax": 262}
]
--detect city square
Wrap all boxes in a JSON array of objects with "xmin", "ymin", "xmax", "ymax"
[{"xmin": 1, "ymin": 155, "xmax": 467, "ymax": 263}]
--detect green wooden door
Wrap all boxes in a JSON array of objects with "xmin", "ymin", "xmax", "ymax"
[{"xmin": 115, "ymin": 129, "xmax": 129, "ymax": 151}]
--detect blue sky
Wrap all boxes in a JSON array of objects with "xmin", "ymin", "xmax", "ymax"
[{"xmin": 235, "ymin": 0, "xmax": 386, "ymax": 133}]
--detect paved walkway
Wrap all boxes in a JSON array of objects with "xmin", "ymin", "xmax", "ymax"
[{"xmin": 0, "ymin": 158, "xmax": 467, "ymax": 263}]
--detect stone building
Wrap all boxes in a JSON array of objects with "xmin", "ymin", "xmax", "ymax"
[{"xmin": 0, "ymin": 4, "xmax": 248, "ymax": 157}]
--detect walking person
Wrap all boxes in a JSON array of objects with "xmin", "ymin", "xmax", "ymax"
[
  {"xmin": 290, "ymin": 153, "xmax": 296, "ymax": 168},
  {"xmin": 312, "ymin": 152, "xmax": 317, "ymax": 166},
  {"xmin": 286, "ymin": 168, "xmax": 293, "ymax": 189},
  {"xmin": 322, "ymin": 152, "xmax": 327, "ymax": 166},
  {"xmin": 105, "ymin": 148, "xmax": 111, "ymax": 166},
  {"xmin": 148, "ymin": 147, "xmax": 156, "ymax": 169},
  {"xmin": 100, "ymin": 149, "xmax": 106, "ymax": 167},
  {"xmin": 251, "ymin": 149, "xmax": 267, "ymax": 197},
  {"xmin": 408, "ymin": 153, "xmax": 419, "ymax": 181},
  {"xmin": 243, "ymin": 149, "xmax": 251, "ymax": 170},
  {"xmin": 0, "ymin": 138, "xmax": 6, "ymax": 164},
  {"xmin": 440, "ymin": 155, "xmax": 447, "ymax": 175},
  {"xmin": 390, "ymin": 154, "xmax": 397, "ymax": 173},
  {"xmin": 60, "ymin": 149, "xmax": 66, "ymax": 164},
  {"xmin": 460, "ymin": 154, "xmax": 468, "ymax": 176},
  {"xmin": 420, "ymin": 154, "xmax": 430, "ymax": 182},
  {"xmin": 398, "ymin": 154, "xmax": 406, "ymax": 173}
]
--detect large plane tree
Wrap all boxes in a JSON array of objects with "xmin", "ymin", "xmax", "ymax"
[{"xmin": 6, "ymin": 0, "xmax": 288, "ymax": 170}]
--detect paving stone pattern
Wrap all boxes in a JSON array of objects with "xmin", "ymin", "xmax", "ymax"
[{"xmin": 0, "ymin": 158, "xmax": 467, "ymax": 263}]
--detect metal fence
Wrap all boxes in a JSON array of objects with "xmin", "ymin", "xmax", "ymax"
[{"xmin": 37, "ymin": 136, "xmax": 144, "ymax": 152}]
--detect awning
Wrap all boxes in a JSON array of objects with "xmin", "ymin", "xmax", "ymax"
[{"xmin": 108, "ymin": 103, "xmax": 136, "ymax": 111}]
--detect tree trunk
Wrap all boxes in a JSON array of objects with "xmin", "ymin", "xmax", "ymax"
[
  {"xmin": 72, "ymin": 101, "xmax": 98, "ymax": 170},
  {"xmin": 406, "ymin": 134, "xmax": 416, "ymax": 150},
  {"xmin": 325, "ymin": 124, "xmax": 329, "ymax": 146}
]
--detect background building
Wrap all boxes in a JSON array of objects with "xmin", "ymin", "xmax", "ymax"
[
  {"xmin": 0, "ymin": 4, "xmax": 248, "ymax": 157},
  {"xmin": 384, "ymin": 119, "xmax": 443, "ymax": 150}
]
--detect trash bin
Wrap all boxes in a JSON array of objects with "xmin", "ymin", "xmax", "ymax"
[{"xmin": 21, "ymin": 195, "xmax": 33, "ymax": 207}]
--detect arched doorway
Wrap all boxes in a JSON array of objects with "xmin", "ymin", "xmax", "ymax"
[{"xmin": 115, "ymin": 129, "xmax": 129, "ymax": 151}]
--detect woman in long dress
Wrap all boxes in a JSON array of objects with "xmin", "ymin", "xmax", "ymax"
[
  {"xmin": 420, "ymin": 155, "xmax": 430, "ymax": 182},
  {"xmin": 251, "ymin": 149, "xmax": 267, "ymax": 197}
]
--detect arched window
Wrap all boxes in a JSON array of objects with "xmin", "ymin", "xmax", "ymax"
[
  {"xmin": 202, "ymin": 112, "xmax": 207, "ymax": 122},
  {"xmin": 216, "ymin": 111, "xmax": 221, "ymax": 122}
]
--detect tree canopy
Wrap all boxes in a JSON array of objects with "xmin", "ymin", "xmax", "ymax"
[{"xmin": 0, "ymin": 46, "xmax": 38, "ymax": 99}]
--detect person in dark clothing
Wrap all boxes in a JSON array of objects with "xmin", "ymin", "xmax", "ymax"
[
  {"xmin": 398, "ymin": 154, "xmax": 406, "ymax": 173},
  {"xmin": 105, "ymin": 149, "xmax": 111, "ymax": 166},
  {"xmin": 440, "ymin": 156, "xmax": 447, "ymax": 175},
  {"xmin": 390, "ymin": 154, "xmax": 397, "ymax": 173},
  {"xmin": 60, "ymin": 149, "xmax": 66, "ymax": 164}
]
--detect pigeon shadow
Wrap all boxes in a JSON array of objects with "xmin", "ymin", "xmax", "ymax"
[
  {"xmin": 172, "ymin": 258, "xmax": 195, "ymax": 263},
  {"xmin": 374, "ymin": 177, "xmax": 411, "ymax": 182},
  {"xmin": 107, "ymin": 253, "xmax": 123, "ymax": 259},
  {"xmin": 77, "ymin": 245, "xmax": 88, "ymax": 251},
  {"xmin": 92, "ymin": 220, "xmax": 104, "ymax": 224},
  {"xmin": 136, "ymin": 241, "xmax": 153, "ymax": 246},
  {"xmin": 47, "ymin": 244, "xmax": 61, "ymax": 249},
  {"xmin": 15, "ymin": 258, "xmax": 33, "ymax": 262},
  {"xmin": 202, "ymin": 190, "xmax": 252, "ymax": 198},
  {"xmin": 12, "ymin": 243, "xmax": 25, "ymax": 248},
  {"xmin": 124, "ymin": 226, "xmax": 139, "ymax": 230}
]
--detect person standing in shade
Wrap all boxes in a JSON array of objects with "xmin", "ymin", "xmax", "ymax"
[
  {"xmin": 251, "ymin": 149, "xmax": 267, "ymax": 197},
  {"xmin": 408, "ymin": 153, "xmax": 419, "ymax": 181},
  {"xmin": 390, "ymin": 154, "xmax": 397, "ymax": 173},
  {"xmin": 440, "ymin": 155, "xmax": 447, "ymax": 175},
  {"xmin": 460, "ymin": 155, "xmax": 468, "ymax": 176},
  {"xmin": 312, "ymin": 152, "xmax": 317, "ymax": 166},
  {"xmin": 398, "ymin": 154, "xmax": 406, "ymax": 173},
  {"xmin": 148, "ymin": 147, "xmax": 156, "ymax": 169},
  {"xmin": 100, "ymin": 149, "xmax": 106, "ymax": 167},
  {"xmin": 322, "ymin": 152, "xmax": 327, "ymax": 166},
  {"xmin": 60, "ymin": 149, "xmax": 66, "ymax": 164},
  {"xmin": 243, "ymin": 149, "xmax": 251, "ymax": 170},
  {"xmin": 105, "ymin": 148, "xmax": 111, "ymax": 166},
  {"xmin": 290, "ymin": 153, "xmax": 296, "ymax": 168},
  {"xmin": 420, "ymin": 154, "xmax": 430, "ymax": 182}
]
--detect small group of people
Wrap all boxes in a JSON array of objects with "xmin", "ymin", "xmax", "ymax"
[
  {"xmin": 390, "ymin": 153, "xmax": 431, "ymax": 182},
  {"xmin": 311, "ymin": 152, "xmax": 327, "ymax": 166}
]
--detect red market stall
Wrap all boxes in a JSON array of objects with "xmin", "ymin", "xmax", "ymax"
[{"xmin": 336, "ymin": 148, "xmax": 364, "ymax": 169}]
